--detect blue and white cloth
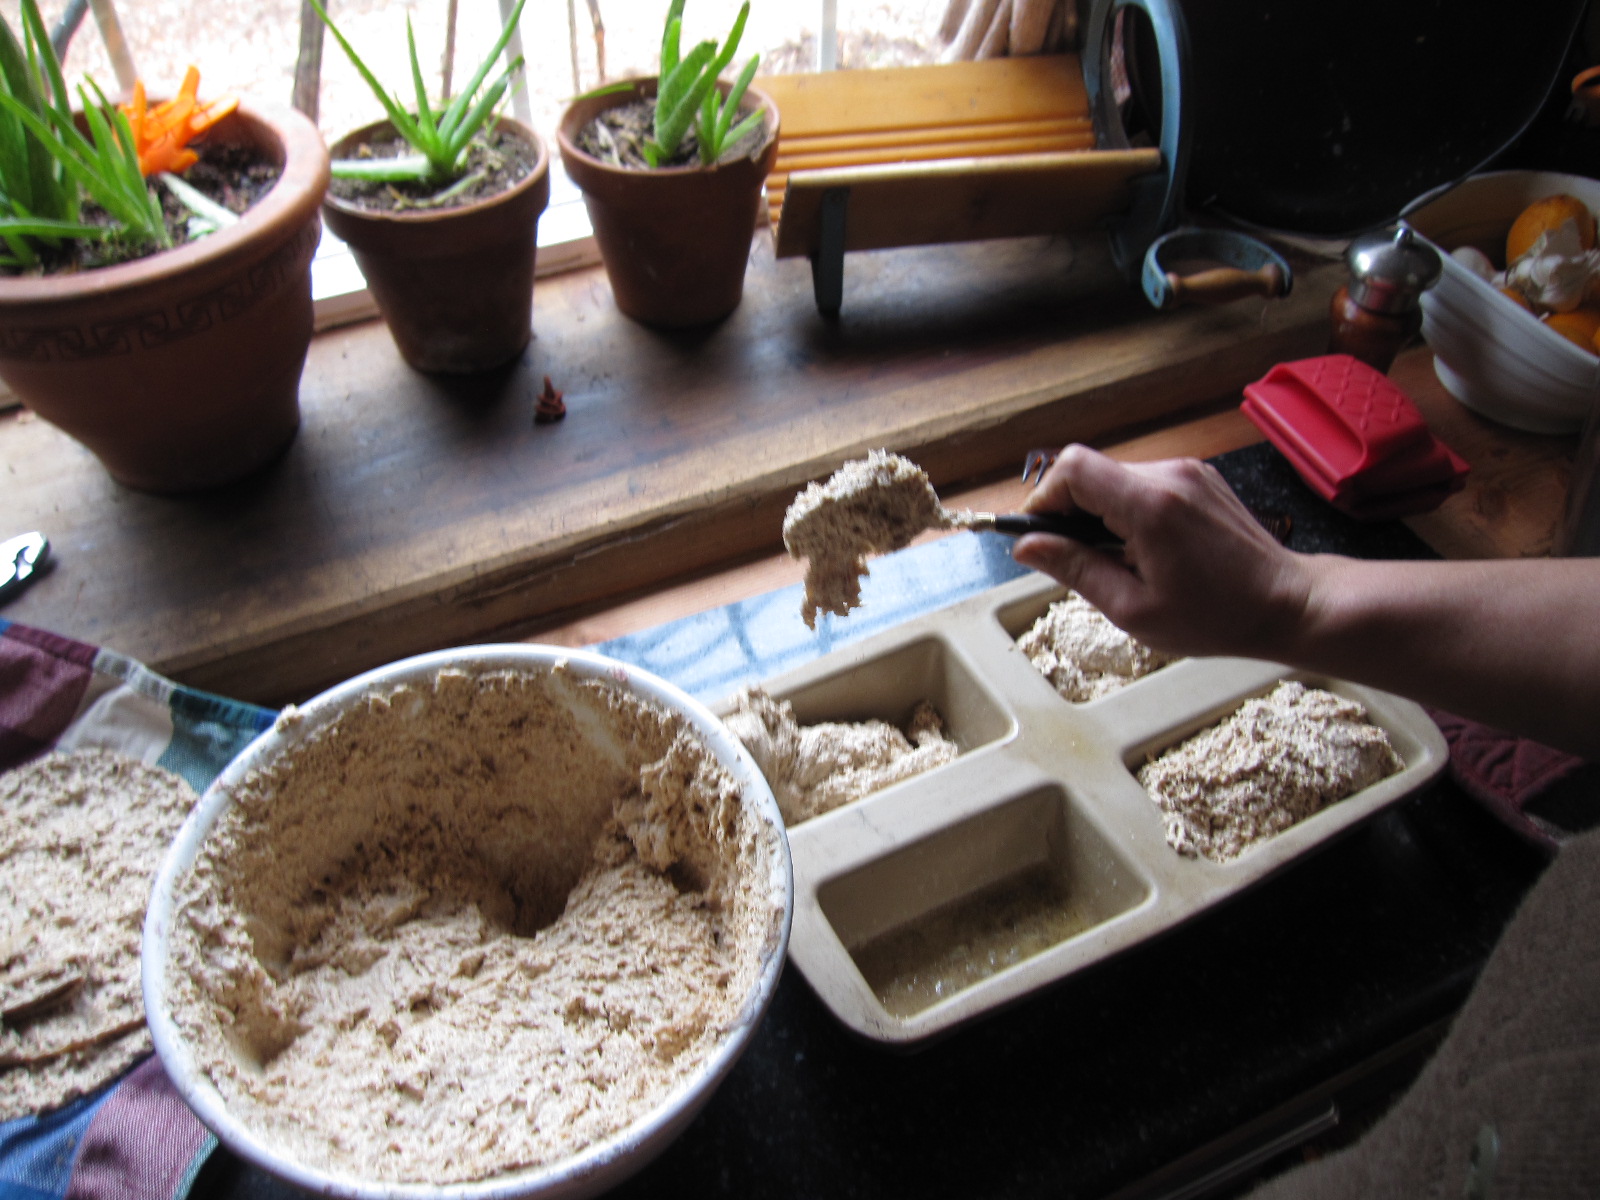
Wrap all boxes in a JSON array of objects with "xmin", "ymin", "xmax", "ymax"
[{"xmin": 0, "ymin": 619, "xmax": 275, "ymax": 1200}]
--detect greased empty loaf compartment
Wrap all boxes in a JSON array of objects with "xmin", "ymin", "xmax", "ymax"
[{"xmin": 818, "ymin": 781, "xmax": 1150, "ymax": 1020}]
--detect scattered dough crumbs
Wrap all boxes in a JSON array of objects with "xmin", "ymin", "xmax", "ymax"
[
  {"xmin": 1017, "ymin": 592, "xmax": 1174, "ymax": 702},
  {"xmin": 723, "ymin": 686, "xmax": 958, "ymax": 825},
  {"xmin": 1137, "ymin": 680, "xmax": 1403, "ymax": 862},
  {"xmin": 1, "ymin": 748, "xmax": 196, "ymax": 1119},
  {"xmin": 783, "ymin": 451, "xmax": 959, "ymax": 628},
  {"xmin": 162, "ymin": 666, "xmax": 784, "ymax": 1185}
]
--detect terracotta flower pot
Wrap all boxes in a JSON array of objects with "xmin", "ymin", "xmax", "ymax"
[
  {"xmin": 557, "ymin": 79, "xmax": 779, "ymax": 329},
  {"xmin": 321, "ymin": 117, "xmax": 551, "ymax": 374},
  {"xmin": 0, "ymin": 100, "xmax": 329, "ymax": 493}
]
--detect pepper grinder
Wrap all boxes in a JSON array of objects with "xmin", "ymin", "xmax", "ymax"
[{"xmin": 1328, "ymin": 225, "xmax": 1442, "ymax": 373}]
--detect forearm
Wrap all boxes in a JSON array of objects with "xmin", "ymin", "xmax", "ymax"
[
  {"xmin": 1014, "ymin": 447, "xmax": 1600, "ymax": 757},
  {"xmin": 1279, "ymin": 555, "xmax": 1600, "ymax": 759}
]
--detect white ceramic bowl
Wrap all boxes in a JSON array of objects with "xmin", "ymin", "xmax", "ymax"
[
  {"xmin": 1402, "ymin": 169, "xmax": 1600, "ymax": 434},
  {"xmin": 143, "ymin": 644, "xmax": 792, "ymax": 1200}
]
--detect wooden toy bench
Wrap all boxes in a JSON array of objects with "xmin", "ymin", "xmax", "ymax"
[{"xmin": 759, "ymin": 56, "xmax": 1162, "ymax": 315}]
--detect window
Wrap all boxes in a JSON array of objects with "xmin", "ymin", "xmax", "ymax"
[
  {"xmin": 18, "ymin": 0, "xmax": 953, "ymax": 159},
  {"xmin": 2, "ymin": 0, "xmax": 954, "ymax": 326}
]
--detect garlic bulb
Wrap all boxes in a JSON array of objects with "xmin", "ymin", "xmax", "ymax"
[
  {"xmin": 1503, "ymin": 222, "xmax": 1600, "ymax": 313},
  {"xmin": 1451, "ymin": 245, "xmax": 1497, "ymax": 281}
]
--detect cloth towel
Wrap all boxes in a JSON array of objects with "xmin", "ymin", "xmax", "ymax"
[
  {"xmin": 0, "ymin": 619, "xmax": 275, "ymax": 1200},
  {"xmin": 1429, "ymin": 707, "xmax": 1590, "ymax": 852}
]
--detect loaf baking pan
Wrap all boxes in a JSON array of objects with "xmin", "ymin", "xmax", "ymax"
[{"xmin": 714, "ymin": 571, "xmax": 1449, "ymax": 1046}]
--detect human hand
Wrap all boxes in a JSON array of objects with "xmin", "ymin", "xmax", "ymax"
[{"xmin": 1011, "ymin": 446, "xmax": 1312, "ymax": 659}]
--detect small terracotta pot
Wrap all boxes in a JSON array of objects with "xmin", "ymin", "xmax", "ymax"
[
  {"xmin": 0, "ymin": 101, "xmax": 329, "ymax": 493},
  {"xmin": 321, "ymin": 118, "xmax": 551, "ymax": 374},
  {"xmin": 558, "ymin": 79, "xmax": 779, "ymax": 329}
]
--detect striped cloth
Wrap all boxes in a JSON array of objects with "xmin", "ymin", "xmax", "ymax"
[{"xmin": 0, "ymin": 620, "xmax": 276, "ymax": 1200}]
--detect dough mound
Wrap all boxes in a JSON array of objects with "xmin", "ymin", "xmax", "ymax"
[
  {"xmin": 2, "ymin": 748, "xmax": 196, "ymax": 1120},
  {"xmin": 724, "ymin": 686, "xmax": 958, "ymax": 825},
  {"xmin": 1016, "ymin": 592, "xmax": 1173, "ymax": 702},
  {"xmin": 1138, "ymin": 680, "xmax": 1403, "ymax": 861}
]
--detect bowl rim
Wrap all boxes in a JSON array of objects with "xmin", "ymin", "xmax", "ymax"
[{"xmin": 142, "ymin": 643, "xmax": 793, "ymax": 1200}]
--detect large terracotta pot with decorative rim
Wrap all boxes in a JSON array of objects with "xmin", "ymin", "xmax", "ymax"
[
  {"xmin": 321, "ymin": 117, "xmax": 551, "ymax": 375},
  {"xmin": 558, "ymin": 78, "xmax": 779, "ymax": 329},
  {"xmin": 0, "ymin": 100, "xmax": 329, "ymax": 494}
]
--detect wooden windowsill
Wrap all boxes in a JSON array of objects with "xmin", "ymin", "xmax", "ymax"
[{"xmin": 8, "ymin": 228, "xmax": 1554, "ymax": 710}]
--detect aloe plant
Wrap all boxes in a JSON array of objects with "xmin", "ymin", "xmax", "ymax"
[
  {"xmin": 646, "ymin": 0, "xmax": 764, "ymax": 167},
  {"xmin": 0, "ymin": 0, "xmax": 168, "ymax": 268},
  {"xmin": 311, "ymin": 0, "xmax": 528, "ymax": 189}
]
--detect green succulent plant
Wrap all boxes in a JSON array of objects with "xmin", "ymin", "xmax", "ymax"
[
  {"xmin": 311, "ymin": 0, "xmax": 528, "ymax": 190},
  {"xmin": 0, "ymin": 0, "xmax": 168, "ymax": 269},
  {"xmin": 647, "ymin": 0, "xmax": 764, "ymax": 167},
  {"xmin": 575, "ymin": 0, "xmax": 765, "ymax": 168}
]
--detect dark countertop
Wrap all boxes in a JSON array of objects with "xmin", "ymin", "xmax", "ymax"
[{"xmin": 190, "ymin": 442, "xmax": 1557, "ymax": 1200}]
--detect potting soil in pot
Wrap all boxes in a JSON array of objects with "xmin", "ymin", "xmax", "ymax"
[
  {"xmin": 327, "ymin": 126, "xmax": 539, "ymax": 212},
  {"xmin": 574, "ymin": 98, "xmax": 767, "ymax": 170},
  {"xmin": 1, "ymin": 144, "xmax": 280, "ymax": 276}
]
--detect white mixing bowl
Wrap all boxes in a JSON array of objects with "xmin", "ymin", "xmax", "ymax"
[
  {"xmin": 143, "ymin": 644, "xmax": 791, "ymax": 1200},
  {"xmin": 1403, "ymin": 169, "xmax": 1600, "ymax": 434}
]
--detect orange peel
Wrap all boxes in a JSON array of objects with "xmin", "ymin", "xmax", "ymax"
[
  {"xmin": 1506, "ymin": 194, "xmax": 1597, "ymax": 265},
  {"xmin": 1498, "ymin": 286, "xmax": 1533, "ymax": 311},
  {"xmin": 1544, "ymin": 307, "xmax": 1600, "ymax": 354},
  {"xmin": 119, "ymin": 67, "xmax": 239, "ymax": 177}
]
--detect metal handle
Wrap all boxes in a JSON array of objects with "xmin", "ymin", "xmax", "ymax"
[
  {"xmin": 1142, "ymin": 228, "xmax": 1294, "ymax": 310},
  {"xmin": 1161, "ymin": 262, "xmax": 1290, "ymax": 306},
  {"xmin": 988, "ymin": 511, "xmax": 1122, "ymax": 547}
]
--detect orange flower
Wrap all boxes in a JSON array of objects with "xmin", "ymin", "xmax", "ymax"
[{"xmin": 119, "ymin": 67, "xmax": 239, "ymax": 177}]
